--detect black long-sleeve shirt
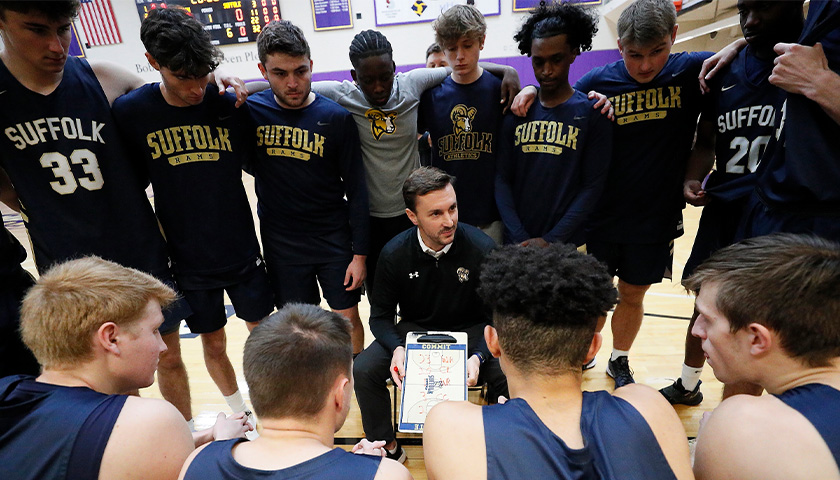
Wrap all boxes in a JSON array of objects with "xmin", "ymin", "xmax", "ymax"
[{"xmin": 369, "ymin": 224, "xmax": 495, "ymax": 359}]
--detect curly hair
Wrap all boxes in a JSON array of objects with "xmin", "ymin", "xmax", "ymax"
[
  {"xmin": 514, "ymin": 1, "xmax": 598, "ymax": 56},
  {"xmin": 479, "ymin": 244, "xmax": 616, "ymax": 373},
  {"xmin": 349, "ymin": 30, "xmax": 393, "ymax": 67},
  {"xmin": 141, "ymin": 7, "xmax": 223, "ymax": 77}
]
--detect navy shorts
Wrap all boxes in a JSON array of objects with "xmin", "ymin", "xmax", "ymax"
[
  {"xmin": 267, "ymin": 259, "xmax": 361, "ymax": 311},
  {"xmin": 159, "ymin": 278, "xmax": 193, "ymax": 336},
  {"xmin": 682, "ymin": 197, "xmax": 748, "ymax": 282},
  {"xmin": 181, "ymin": 268, "xmax": 274, "ymax": 334},
  {"xmin": 587, "ymin": 240, "xmax": 674, "ymax": 286}
]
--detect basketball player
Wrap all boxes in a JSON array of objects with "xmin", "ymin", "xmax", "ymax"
[
  {"xmin": 425, "ymin": 43, "xmax": 449, "ymax": 69},
  {"xmin": 495, "ymin": 2, "xmax": 611, "ymax": 249},
  {"xmin": 112, "ymin": 8, "xmax": 274, "ymax": 420},
  {"xmin": 0, "ymin": 1, "xmax": 245, "ymax": 423},
  {"xmin": 423, "ymin": 244, "xmax": 693, "ymax": 480},
  {"xmin": 419, "ymin": 5, "xmax": 505, "ymax": 243},
  {"xmin": 354, "ymin": 167, "xmax": 508, "ymax": 463},
  {"xmin": 688, "ymin": 234, "xmax": 840, "ymax": 480},
  {"xmin": 179, "ymin": 303, "xmax": 411, "ymax": 480},
  {"xmin": 248, "ymin": 21, "xmax": 369, "ymax": 355},
  {"xmin": 310, "ymin": 30, "xmax": 520, "ymax": 295},
  {"xmin": 0, "ymin": 257, "xmax": 251, "ymax": 480},
  {"xmin": 660, "ymin": 0, "xmax": 804, "ymax": 405},
  {"xmin": 573, "ymin": 0, "xmax": 712, "ymax": 387}
]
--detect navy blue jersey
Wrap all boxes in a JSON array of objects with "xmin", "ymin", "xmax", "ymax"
[
  {"xmin": 0, "ymin": 226, "xmax": 26, "ymax": 279},
  {"xmin": 248, "ymin": 91, "xmax": 369, "ymax": 265},
  {"xmin": 775, "ymin": 383, "xmax": 840, "ymax": 469},
  {"xmin": 495, "ymin": 90, "xmax": 612, "ymax": 246},
  {"xmin": 702, "ymin": 47, "xmax": 783, "ymax": 199},
  {"xmin": 0, "ymin": 375, "xmax": 127, "ymax": 480},
  {"xmin": 576, "ymin": 52, "xmax": 712, "ymax": 243},
  {"xmin": 483, "ymin": 394, "xmax": 677, "ymax": 480},
  {"xmin": 755, "ymin": 0, "xmax": 840, "ymax": 213},
  {"xmin": 112, "ymin": 83, "xmax": 262, "ymax": 286},
  {"xmin": 183, "ymin": 438, "xmax": 382, "ymax": 480},
  {"xmin": 0, "ymin": 57, "xmax": 170, "ymax": 276},
  {"xmin": 419, "ymin": 71, "xmax": 502, "ymax": 226}
]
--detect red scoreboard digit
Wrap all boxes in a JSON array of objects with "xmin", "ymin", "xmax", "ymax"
[{"xmin": 136, "ymin": 0, "xmax": 281, "ymax": 46}]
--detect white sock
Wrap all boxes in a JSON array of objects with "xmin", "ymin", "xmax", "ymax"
[
  {"xmin": 224, "ymin": 390, "xmax": 248, "ymax": 413},
  {"xmin": 610, "ymin": 349, "xmax": 630, "ymax": 362},
  {"xmin": 680, "ymin": 364, "xmax": 704, "ymax": 391},
  {"xmin": 187, "ymin": 419, "xmax": 195, "ymax": 432}
]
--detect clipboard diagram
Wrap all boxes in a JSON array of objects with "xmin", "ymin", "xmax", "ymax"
[{"xmin": 398, "ymin": 331, "xmax": 468, "ymax": 433}]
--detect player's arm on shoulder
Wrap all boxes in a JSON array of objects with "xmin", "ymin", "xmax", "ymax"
[
  {"xmin": 100, "ymin": 396, "xmax": 194, "ymax": 480},
  {"xmin": 177, "ymin": 443, "xmax": 210, "ymax": 480},
  {"xmin": 374, "ymin": 457, "xmax": 414, "ymax": 480},
  {"xmin": 613, "ymin": 384, "xmax": 693, "ymax": 480},
  {"xmin": 311, "ymin": 80, "xmax": 346, "ymax": 102},
  {"xmin": 423, "ymin": 401, "xmax": 485, "ymax": 480},
  {"xmin": 770, "ymin": 42, "xmax": 840, "ymax": 125},
  {"xmin": 90, "ymin": 61, "xmax": 146, "ymax": 105}
]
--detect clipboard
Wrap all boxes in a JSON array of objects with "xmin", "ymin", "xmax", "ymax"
[{"xmin": 397, "ymin": 331, "xmax": 468, "ymax": 433}]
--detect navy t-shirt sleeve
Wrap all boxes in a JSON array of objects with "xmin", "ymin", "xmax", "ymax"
[
  {"xmin": 339, "ymin": 112, "xmax": 371, "ymax": 256},
  {"xmin": 543, "ymin": 109, "xmax": 612, "ymax": 243},
  {"xmin": 495, "ymin": 114, "xmax": 529, "ymax": 243}
]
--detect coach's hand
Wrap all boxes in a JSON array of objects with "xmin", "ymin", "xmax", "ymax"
[
  {"xmin": 390, "ymin": 346, "xmax": 406, "ymax": 389},
  {"xmin": 344, "ymin": 255, "xmax": 367, "ymax": 291}
]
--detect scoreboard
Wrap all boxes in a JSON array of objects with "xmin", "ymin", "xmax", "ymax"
[{"xmin": 135, "ymin": 0, "xmax": 281, "ymax": 46}]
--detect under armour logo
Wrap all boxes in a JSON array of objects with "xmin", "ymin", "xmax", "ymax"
[{"xmin": 409, "ymin": 271, "xmax": 419, "ymax": 279}]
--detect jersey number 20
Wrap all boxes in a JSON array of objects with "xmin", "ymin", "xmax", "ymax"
[
  {"xmin": 725, "ymin": 135, "xmax": 770, "ymax": 174},
  {"xmin": 39, "ymin": 149, "xmax": 104, "ymax": 195}
]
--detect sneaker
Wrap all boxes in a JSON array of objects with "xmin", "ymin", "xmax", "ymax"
[
  {"xmin": 659, "ymin": 379, "xmax": 703, "ymax": 406},
  {"xmin": 606, "ymin": 356, "xmax": 635, "ymax": 388},
  {"xmin": 582, "ymin": 357, "xmax": 597, "ymax": 371},
  {"xmin": 386, "ymin": 441, "xmax": 407, "ymax": 464}
]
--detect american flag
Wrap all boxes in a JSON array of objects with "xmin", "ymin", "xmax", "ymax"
[{"xmin": 78, "ymin": 0, "xmax": 122, "ymax": 46}]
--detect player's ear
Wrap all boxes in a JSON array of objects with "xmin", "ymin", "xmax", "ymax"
[
  {"xmin": 584, "ymin": 332, "xmax": 602, "ymax": 364},
  {"xmin": 485, "ymin": 325, "xmax": 501, "ymax": 358},
  {"xmin": 333, "ymin": 375, "xmax": 351, "ymax": 412},
  {"xmin": 747, "ymin": 323, "xmax": 773, "ymax": 357},
  {"xmin": 145, "ymin": 53, "xmax": 161, "ymax": 72},
  {"xmin": 96, "ymin": 322, "xmax": 121, "ymax": 355},
  {"xmin": 258, "ymin": 62, "xmax": 268, "ymax": 81},
  {"xmin": 479, "ymin": 35, "xmax": 486, "ymax": 50},
  {"xmin": 350, "ymin": 68, "xmax": 358, "ymax": 83}
]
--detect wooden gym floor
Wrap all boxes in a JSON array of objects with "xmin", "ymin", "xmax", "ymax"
[{"xmin": 3, "ymin": 174, "xmax": 719, "ymax": 479}]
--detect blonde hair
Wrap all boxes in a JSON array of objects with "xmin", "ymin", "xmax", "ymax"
[{"xmin": 20, "ymin": 256, "xmax": 176, "ymax": 369}]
